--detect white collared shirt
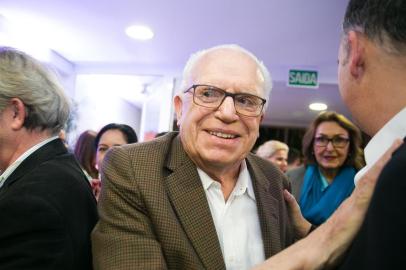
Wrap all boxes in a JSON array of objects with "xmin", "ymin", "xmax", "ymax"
[
  {"xmin": 355, "ymin": 107, "xmax": 406, "ymax": 184},
  {"xmin": 0, "ymin": 136, "xmax": 59, "ymax": 189},
  {"xmin": 197, "ymin": 160, "xmax": 265, "ymax": 270}
]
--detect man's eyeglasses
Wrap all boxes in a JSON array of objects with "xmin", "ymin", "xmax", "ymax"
[
  {"xmin": 184, "ymin": 84, "xmax": 266, "ymax": 117},
  {"xmin": 314, "ymin": 135, "xmax": 350, "ymax": 148}
]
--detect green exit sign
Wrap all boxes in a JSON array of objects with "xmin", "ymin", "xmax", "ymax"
[{"xmin": 288, "ymin": 69, "xmax": 318, "ymax": 88}]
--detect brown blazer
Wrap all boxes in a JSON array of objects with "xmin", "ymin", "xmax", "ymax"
[{"xmin": 92, "ymin": 132, "xmax": 294, "ymax": 270}]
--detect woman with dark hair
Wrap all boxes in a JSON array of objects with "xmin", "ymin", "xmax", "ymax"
[
  {"xmin": 287, "ymin": 111, "xmax": 365, "ymax": 225},
  {"xmin": 73, "ymin": 130, "xmax": 98, "ymax": 179},
  {"xmin": 94, "ymin": 123, "xmax": 138, "ymax": 170},
  {"xmin": 92, "ymin": 123, "xmax": 138, "ymax": 200}
]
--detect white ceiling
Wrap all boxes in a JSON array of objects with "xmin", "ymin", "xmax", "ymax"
[{"xmin": 0, "ymin": 0, "xmax": 352, "ymax": 127}]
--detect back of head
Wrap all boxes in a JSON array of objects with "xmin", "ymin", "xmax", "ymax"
[
  {"xmin": 0, "ymin": 47, "xmax": 70, "ymax": 135},
  {"xmin": 95, "ymin": 123, "xmax": 138, "ymax": 148},
  {"xmin": 179, "ymin": 44, "xmax": 273, "ymax": 110},
  {"xmin": 256, "ymin": 140, "xmax": 289, "ymax": 159},
  {"xmin": 287, "ymin": 148, "xmax": 302, "ymax": 165},
  {"xmin": 343, "ymin": 0, "xmax": 406, "ymax": 55},
  {"xmin": 302, "ymin": 111, "xmax": 365, "ymax": 170}
]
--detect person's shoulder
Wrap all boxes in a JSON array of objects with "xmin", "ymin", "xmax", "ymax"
[
  {"xmin": 21, "ymin": 151, "xmax": 84, "ymax": 182},
  {"xmin": 247, "ymin": 152, "xmax": 286, "ymax": 178},
  {"xmin": 106, "ymin": 131, "xmax": 180, "ymax": 170},
  {"xmin": 3, "ymin": 154, "xmax": 96, "ymax": 209},
  {"xmin": 247, "ymin": 153, "xmax": 291, "ymax": 190},
  {"xmin": 248, "ymin": 152, "xmax": 279, "ymax": 170},
  {"xmin": 380, "ymin": 139, "xmax": 406, "ymax": 178},
  {"xmin": 121, "ymin": 131, "xmax": 178, "ymax": 154},
  {"xmin": 286, "ymin": 166, "xmax": 306, "ymax": 178}
]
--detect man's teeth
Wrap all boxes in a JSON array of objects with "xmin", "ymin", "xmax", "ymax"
[{"xmin": 209, "ymin": 131, "xmax": 237, "ymax": 139}]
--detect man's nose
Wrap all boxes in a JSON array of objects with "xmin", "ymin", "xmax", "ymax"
[{"xmin": 216, "ymin": 96, "xmax": 239, "ymax": 121}]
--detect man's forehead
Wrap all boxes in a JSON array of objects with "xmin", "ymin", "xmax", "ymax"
[
  {"xmin": 188, "ymin": 49, "xmax": 264, "ymax": 90},
  {"xmin": 198, "ymin": 48, "xmax": 255, "ymax": 66}
]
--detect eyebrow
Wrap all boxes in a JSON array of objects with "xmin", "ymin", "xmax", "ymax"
[
  {"xmin": 97, "ymin": 144, "xmax": 108, "ymax": 147},
  {"xmin": 315, "ymin": 133, "xmax": 349, "ymax": 137},
  {"xmin": 203, "ymin": 84, "xmax": 261, "ymax": 95}
]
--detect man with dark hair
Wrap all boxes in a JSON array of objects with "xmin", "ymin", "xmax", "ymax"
[
  {"xmin": 256, "ymin": 1, "xmax": 405, "ymax": 268},
  {"xmin": 0, "ymin": 47, "xmax": 98, "ymax": 270},
  {"xmin": 286, "ymin": 147, "xmax": 303, "ymax": 171},
  {"xmin": 336, "ymin": 0, "xmax": 406, "ymax": 269}
]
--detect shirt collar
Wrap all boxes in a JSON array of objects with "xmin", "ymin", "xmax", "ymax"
[
  {"xmin": 197, "ymin": 159, "xmax": 256, "ymax": 201},
  {"xmin": 0, "ymin": 136, "xmax": 59, "ymax": 188},
  {"xmin": 355, "ymin": 107, "xmax": 406, "ymax": 184}
]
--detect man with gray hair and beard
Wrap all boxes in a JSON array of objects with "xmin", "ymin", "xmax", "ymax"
[{"xmin": 0, "ymin": 47, "xmax": 98, "ymax": 270}]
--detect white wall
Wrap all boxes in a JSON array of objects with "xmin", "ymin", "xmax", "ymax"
[
  {"xmin": 139, "ymin": 77, "xmax": 175, "ymax": 141},
  {"xmin": 72, "ymin": 74, "xmax": 142, "ymax": 142}
]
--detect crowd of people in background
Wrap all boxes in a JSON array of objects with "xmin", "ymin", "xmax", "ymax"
[
  {"xmin": 68, "ymin": 110, "xmax": 364, "ymax": 227},
  {"xmin": 1, "ymin": 0, "xmax": 405, "ymax": 268}
]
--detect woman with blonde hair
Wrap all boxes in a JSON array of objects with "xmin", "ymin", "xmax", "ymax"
[{"xmin": 256, "ymin": 140, "xmax": 289, "ymax": 173}]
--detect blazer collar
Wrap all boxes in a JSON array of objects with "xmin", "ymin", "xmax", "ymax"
[
  {"xmin": 2, "ymin": 139, "xmax": 68, "ymax": 189},
  {"xmin": 164, "ymin": 135, "xmax": 226, "ymax": 270}
]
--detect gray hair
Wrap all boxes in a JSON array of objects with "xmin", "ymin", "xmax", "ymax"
[
  {"xmin": 0, "ymin": 47, "xmax": 70, "ymax": 135},
  {"xmin": 256, "ymin": 140, "xmax": 289, "ymax": 159},
  {"xmin": 178, "ymin": 44, "xmax": 273, "ymax": 110}
]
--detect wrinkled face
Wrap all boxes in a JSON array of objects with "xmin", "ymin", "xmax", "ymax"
[
  {"xmin": 313, "ymin": 121, "xmax": 350, "ymax": 170},
  {"xmin": 268, "ymin": 149, "xmax": 288, "ymax": 173},
  {"xmin": 96, "ymin": 129, "xmax": 127, "ymax": 171},
  {"xmin": 174, "ymin": 49, "xmax": 265, "ymax": 171}
]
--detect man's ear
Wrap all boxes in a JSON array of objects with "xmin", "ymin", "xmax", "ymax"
[
  {"xmin": 9, "ymin": 98, "xmax": 26, "ymax": 130},
  {"xmin": 347, "ymin": 30, "xmax": 365, "ymax": 79},
  {"xmin": 173, "ymin": 95, "xmax": 183, "ymax": 127}
]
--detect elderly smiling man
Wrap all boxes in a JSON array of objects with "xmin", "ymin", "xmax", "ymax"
[
  {"xmin": 92, "ymin": 44, "xmax": 295, "ymax": 269},
  {"xmin": 92, "ymin": 42, "xmax": 401, "ymax": 270}
]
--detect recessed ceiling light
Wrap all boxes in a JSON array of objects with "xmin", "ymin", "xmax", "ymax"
[
  {"xmin": 125, "ymin": 25, "xmax": 154, "ymax": 40},
  {"xmin": 309, "ymin": 102, "xmax": 327, "ymax": 111}
]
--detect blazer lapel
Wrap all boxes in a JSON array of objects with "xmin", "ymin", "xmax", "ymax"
[
  {"xmin": 246, "ymin": 155, "xmax": 281, "ymax": 258},
  {"xmin": 164, "ymin": 136, "xmax": 226, "ymax": 270}
]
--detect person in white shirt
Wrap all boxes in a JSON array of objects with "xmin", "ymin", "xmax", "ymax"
[
  {"xmin": 257, "ymin": 0, "xmax": 405, "ymax": 267},
  {"xmin": 335, "ymin": 0, "xmax": 406, "ymax": 268},
  {"xmin": 92, "ymin": 44, "xmax": 296, "ymax": 270}
]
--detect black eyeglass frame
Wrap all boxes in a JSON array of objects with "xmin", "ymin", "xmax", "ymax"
[
  {"xmin": 184, "ymin": 84, "xmax": 266, "ymax": 117},
  {"xmin": 313, "ymin": 135, "xmax": 350, "ymax": 148}
]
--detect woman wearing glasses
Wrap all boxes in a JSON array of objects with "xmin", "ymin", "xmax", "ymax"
[{"xmin": 286, "ymin": 111, "xmax": 365, "ymax": 225}]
